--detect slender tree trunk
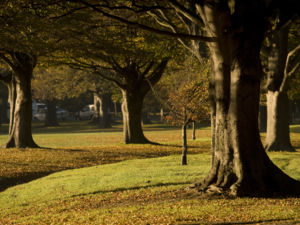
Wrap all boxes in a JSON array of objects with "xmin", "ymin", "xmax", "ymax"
[
  {"xmin": 92, "ymin": 92, "xmax": 101, "ymax": 122},
  {"xmin": 192, "ymin": 121, "xmax": 196, "ymax": 140},
  {"xmin": 160, "ymin": 108, "xmax": 164, "ymax": 122},
  {"xmin": 121, "ymin": 90, "xmax": 149, "ymax": 144},
  {"xmin": 182, "ymin": 123, "xmax": 188, "ymax": 165},
  {"xmin": 265, "ymin": 27, "xmax": 294, "ymax": 151},
  {"xmin": 196, "ymin": 3, "xmax": 300, "ymax": 196},
  {"xmin": 44, "ymin": 100, "xmax": 59, "ymax": 126}
]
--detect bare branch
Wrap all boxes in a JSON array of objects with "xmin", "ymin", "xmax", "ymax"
[
  {"xmin": 287, "ymin": 61, "xmax": 300, "ymax": 77},
  {"xmin": 279, "ymin": 44, "xmax": 300, "ymax": 92},
  {"xmin": 285, "ymin": 44, "xmax": 300, "ymax": 76},
  {"xmin": 77, "ymin": 0, "xmax": 216, "ymax": 42},
  {"xmin": 169, "ymin": 0, "xmax": 203, "ymax": 25}
]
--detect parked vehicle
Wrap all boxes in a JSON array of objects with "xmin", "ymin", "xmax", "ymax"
[
  {"xmin": 79, "ymin": 104, "xmax": 94, "ymax": 120},
  {"xmin": 33, "ymin": 109, "xmax": 46, "ymax": 121},
  {"xmin": 32, "ymin": 102, "xmax": 47, "ymax": 117},
  {"xmin": 56, "ymin": 107, "xmax": 69, "ymax": 120},
  {"xmin": 33, "ymin": 107, "xmax": 69, "ymax": 121}
]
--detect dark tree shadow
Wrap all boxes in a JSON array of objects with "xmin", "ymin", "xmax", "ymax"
[{"xmin": 0, "ymin": 171, "xmax": 53, "ymax": 192}]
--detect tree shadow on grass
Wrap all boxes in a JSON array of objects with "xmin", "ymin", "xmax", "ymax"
[
  {"xmin": 176, "ymin": 218, "xmax": 300, "ymax": 225},
  {"xmin": 0, "ymin": 171, "xmax": 54, "ymax": 192},
  {"xmin": 70, "ymin": 182, "xmax": 191, "ymax": 198}
]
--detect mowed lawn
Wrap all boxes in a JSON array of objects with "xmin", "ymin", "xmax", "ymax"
[{"xmin": 0, "ymin": 121, "xmax": 300, "ymax": 224}]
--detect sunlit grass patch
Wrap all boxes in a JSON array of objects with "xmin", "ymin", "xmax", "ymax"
[
  {"xmin": 0, "ymin": 152, "xmax": 299, "ymax": 225},
  {"xmin": 0, "ymin": 154, "xmax": 211, "ymax": 209}
]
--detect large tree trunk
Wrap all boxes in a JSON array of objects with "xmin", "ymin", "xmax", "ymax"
[
  {"xmin": 92, "ymin": 93, "xmax": 112, "ymax": 128},
  {"xmin": 265, "ymin": 27, "xmax": 294, "ymax": 152},
  {"xmin": 259, "ymin": 105, "xmax": 267, "ymax": 132},
  {"xmin": 196, "ymin": 3, "xmax": 300, "ymax": 197},
  {"xmin": 142, "ymin": 111, "xmax": 151, "ymax": 125},
  {"xmin": 4, "ymin": 53, "xmax": 38, "ymax": 148},
  {"xmin": 44, "ymin": 100, "xmax": 59, "ymax": 127},
  {"xmin": 121, "ymin": 90, "xmax": 149, "ymax": 144}
]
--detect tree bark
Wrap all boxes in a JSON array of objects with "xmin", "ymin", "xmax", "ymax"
[
  {"xmin": 2, "ymin": 53, "xmax": 38, "ymax": 148},
  {"xmin": 0, "ymin": 83, "xmax": 9, "ymax": 125},
  {"xmin": 107, "ymin": 59, "xmax": 168, "ymax": 144},
  {"xmin": 121, "ymin": 89, "xmax": 149, "ymax": 144},
  {"xmin": 45, "ymin": 100, "xmax": 59, "ymax": 127},
  {"xmin": 196, "ymin": 3, "xmax": 300, "ymax": 196},
  {"xmin": 142, "ymin": 111, "xmax": 151, "ymax": 125},
  {"xmin": 160, "ymin": 108, "xmax": 164, "ymax": 122},
  {"xmin": 265, "ymin": 27, "xmax": 294, "ymax": 152},
  {"xmin": 92, "ymin": 92, "xmax": 112, "ymax": 128},
  {"xmin": 192, "ymin": 121, "xmax": 196, "ymax": 140},
  {"xmin": 182, "ymin": 123, "xmax": 188, "ymax": 165},
  {"xmin": 259, "ymin": 105, "xmax": 267, "ymax": 132}
]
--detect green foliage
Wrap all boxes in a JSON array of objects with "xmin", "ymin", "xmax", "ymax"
[{"xmin": 162, "ymin": 57, "xmax": 211, "ymax": 125}]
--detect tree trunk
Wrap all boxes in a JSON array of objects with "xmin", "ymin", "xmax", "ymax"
[
  {"xmin": 192, "ymin": 121, "xmax": 196, "ymax": 140},
  {"xmin": 4, "ymin": 53, "xmax": 38, "ymax": 148},
  {"xmin": 265, "ymin": 27, "xmax": 294, "ymax": 152},
  {"xmin": 182, "ymin": 123, "xmax": 188, "ymax": 165},
  {"xmin": 196, "ymin": 3, "xmax": 300, "ymax": 196},
  {"xmin": 121, "ymin": 90, "xmax": 150, "ymax": 144},
  {"xmin": 142, "ymin": 111, "xmax": 151, "ymax": 125},
  {"xmin": 92, "ymin": 92, "xmax": 101, "ymax": 122},
  {"xmin": 44, "ymin": 100, "xmax": 59, "ymax": 126},
  {"xmin": 99, "ymin": 94, "xmax": 111, "ymax": 128},
  {"xmin": 92, "ymin": 93, "xmax": 112, "ymax": 128},
  {"xmin": 6, "ymin": 72, "xmax": 38, "ymax": 148},
  {"xmin": 265, "ymin": 92, "xmax": 294, "ymax": 151},
  {"xmin": 0, "ymin": 83, "xmax": 9, "ymax": 125},
  {"xmin": 259, "ymin": 105, "xmax": 267, "ymax": 132},
  {"xmin": 160, "ymin": 108, "xmax": 164, "ymax": 122}
]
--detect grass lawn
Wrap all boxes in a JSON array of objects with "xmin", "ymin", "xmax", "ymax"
[{"xmin": 0, "ymin": 121, "xmax": 300, "ymax": 224}]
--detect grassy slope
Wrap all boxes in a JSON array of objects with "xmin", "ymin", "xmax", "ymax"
[
  {"xmin": 0, "ymin": 152, "xmax": 299, "ymax": 225},
  {"xmin": 0, "ymin": 123, "xmax": 300, "ymax": 224}
]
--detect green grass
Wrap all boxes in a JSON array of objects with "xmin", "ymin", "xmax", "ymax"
[
  {"xmin": 0, "ymin": 152, "xmax": 299, "ymax": 225},
  {"xmin": 0, "ymin": 121, "xmax": 211, "ymax": 147},
  {"xmin": 0, "ymin": 154, "xmax": 211, "ymax": 209},
  {"xmin": 0, "ymin": 122, "xmax": 300, "ymax": 224}
]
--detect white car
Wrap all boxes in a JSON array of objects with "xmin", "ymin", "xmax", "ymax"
[{"xmin": 79, "ymin": 104, "xmax": 95, "ymax": 120}]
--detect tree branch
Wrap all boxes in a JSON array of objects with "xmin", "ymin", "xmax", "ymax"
[
  {"xmin": 280, "ymin": 44, "xmax": 300, "ymax": 92},
  {"xmin": 77, "ymin": 0, "xmax": 216, "ymax": 42},
  {"xmin": 169, "ymin": 0, "xmax": 203, "ymax": 25},
  {"xmin": 94, "ymin": 69, "xmax": 125, "ymax": 89},
  {"xmin": 146, "ymin": 58, "xmax": 169, "ymax": 86}
]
